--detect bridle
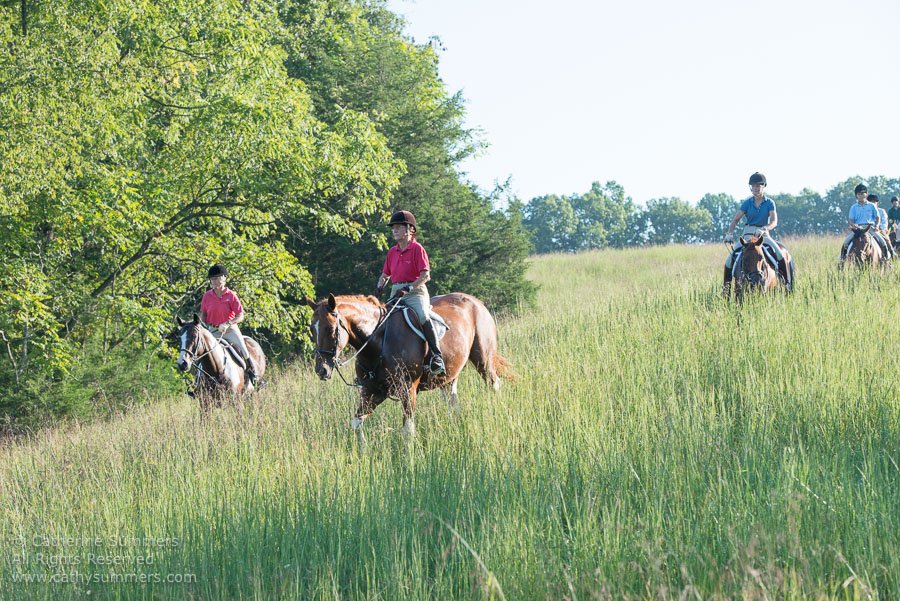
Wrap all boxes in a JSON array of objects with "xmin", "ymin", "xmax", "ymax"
[
  {"xmin": 180, "ymin": 325, "xmax": 228, "ymax": 386},
  {"xmin": 740, "ymin": 248, "xmax": 770, "ymax": 287},
  {"xmin": 313, "ymin": 298, "xmax": 404, "ymax": 388}
]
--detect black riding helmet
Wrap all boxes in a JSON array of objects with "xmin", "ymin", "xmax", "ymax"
[
  {"xmin": 388, "ymin": 210, "xmax": 417, "ymax": 234},
  {"xmin": 868, "ymin": 194, "xmax": 879, "ymax": 204},
  {"xmin": 208, "ymin": 264, "xmax": 227, "ymax": 278},
  {"xmin": 748, "ymin": 172, "xmax": 767, "ymax": 186},
  {"xmin": 855, "ymin": 183, "xmax": 868, "ymax": 195}
]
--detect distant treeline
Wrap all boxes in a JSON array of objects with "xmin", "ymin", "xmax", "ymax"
[
  {"xmin": 521, "ymin": 177, "xmax": 900, "ymax": 253},
  {"xmin": 0, "ymin": 0, "xmax": 533, "ymax": 427}
]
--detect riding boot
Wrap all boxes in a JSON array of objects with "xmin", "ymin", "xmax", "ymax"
[
  {"xmin": 421, "ymin": 320, "xmax": 446, "ymax": 376},
  {"xmin": 777, "ymin": 259, "xmax": 793, "ymax": 291},
  {"xmin": 722, "ymin": 265, "xmax": 732, "ymax": 298},
  {"xmin": 244, "ymin": 355, "xmax": 258, "ymax": 385}
]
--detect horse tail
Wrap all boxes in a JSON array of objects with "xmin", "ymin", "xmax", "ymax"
[{"xmin": 493, "ymin": 352, "xmax": 519, "ymax": 382}]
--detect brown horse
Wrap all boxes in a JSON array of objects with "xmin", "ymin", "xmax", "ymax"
[
  {"xmin": 732, "ymin": 236, "xmax": 783, "ymax": 302},
  {"xmin": 844, "ymin": 225, "xmax": 884, "ymax": 269},
  {"xmin": 306, "ymin": 293, "xmax": 512, "ymax": 446},
  {"xmin": 175, "ymin": 314, "xmax": 266, "ymax": 412}
]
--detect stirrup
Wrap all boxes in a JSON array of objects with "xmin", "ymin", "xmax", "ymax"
[{"xmin": 428, "ymin": 356, "xmax": 445, "ymax": 376}]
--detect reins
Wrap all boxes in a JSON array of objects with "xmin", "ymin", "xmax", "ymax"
[{"xmin": 315, "ymin": 297, "xmax": 405, "ymax": 389}]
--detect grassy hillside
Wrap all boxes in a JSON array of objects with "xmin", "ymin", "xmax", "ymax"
[{"xmin": 2, "ymin": 235, "xmax": 899, "ymax": 600}]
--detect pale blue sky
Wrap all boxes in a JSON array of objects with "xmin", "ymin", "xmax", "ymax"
[{"xmin": 388, "ymin": 0, "xmax": 900, "ymax": 206}]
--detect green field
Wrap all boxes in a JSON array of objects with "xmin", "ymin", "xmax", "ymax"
[{"xmin": 2, "ymin": 235, "xmax": 899, "ymax": 600}]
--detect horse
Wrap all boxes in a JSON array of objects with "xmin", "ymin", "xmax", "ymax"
[
  {"xmin": 306, "ymin": 292, "xmax": 513, "ymax": 446},
  {"xmin": 731, "ymin": 235, "xmax": 792, "ymax": 302},
  {"xmin": 843, "ymin": 225, "xmax": 884, "ymax": 269},
  {"xmin": 174, "ymin": 314, "xmax": 266, "ymax": 412}
]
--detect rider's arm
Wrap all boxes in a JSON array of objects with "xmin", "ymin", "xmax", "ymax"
[
  {"xmin": 763, "ymin": 209, "xmax": 777, "ymax": 232},
  {"xmin": 377, "ymin": 273, "xmax": 390, "ymax": 288},
  {"xmin": 726, "ymin": 210, "xmax": 745, "ymax": 236},
  {"xmin": 228, "ymin": 311, "xmax": 245, "ymax": 326},
  {"xmin": 411, "ymin": 269, "xmax": 430, "ymax": 289}
]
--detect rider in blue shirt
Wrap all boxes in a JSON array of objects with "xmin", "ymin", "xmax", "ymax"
[
  {"xmin": 724, "ymin": 172, "xmax": 792, "ymax": 291},
  {"xmin": 840, "ymin": 184, "xmax": 892, "ymax": 261}
]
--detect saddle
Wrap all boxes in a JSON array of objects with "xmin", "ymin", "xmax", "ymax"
[
  {"xmin": 730, "ymin": 243, "xmax": 785, "ymax": 281},
  {"xmin": 399, "ymin": 307, "xmax": 449, "ymax": 365},
  {"xmin": 217, "ymin": 338, "xmax": 247, "ymax": 371}
]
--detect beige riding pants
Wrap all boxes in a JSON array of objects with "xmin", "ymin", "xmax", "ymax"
[
  {"xmin": 842, "ymin": 230, "xmax": 891, "ymax": 256},
  {"xmin": 725, "ymin": 227, "xmax": 785, "ymax": 268},
  {"xmin": 391, "ymin": 283, "xmax": 430, "ymax": 326},
  {"xmin": 210, "ymin": 324, "xmax": 251, "ymax": 359}
]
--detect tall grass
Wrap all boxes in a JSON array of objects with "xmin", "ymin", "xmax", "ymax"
[{"xmin": 2, "ymin": 235, "xmax": 898, "ymax": 600}]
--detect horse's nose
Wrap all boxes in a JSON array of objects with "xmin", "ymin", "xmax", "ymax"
[
  {"xmin": 317, "ymin": 366, "xmax": 331, "ymax": 380},
  {"xmin": 177, "ymin": 360, "xmax": 189, "ymax": 372}
]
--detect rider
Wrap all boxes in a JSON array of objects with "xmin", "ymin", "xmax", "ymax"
[
  {"xmin": 199, "ymin": 264, "xmax": 257, "ymax": 384},
  {"xmin": 371, "ymin": 210, "xmax": 445, "ymax": 376},
  {"xmin": 723, "ymin": 172, "xmax": 792, "ymax": 290},
  {"xmin": 840, "ymin": 184, "xmax": 890, "ymax": 261},
  {"xmin": 888, "ymin": 196, "xmax": 900, "ymax": 247},
  {"xmin": 869, "ymin": 194, "xmax": 894, "ymax": 259}
]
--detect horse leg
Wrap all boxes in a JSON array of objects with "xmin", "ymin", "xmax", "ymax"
[
  {"xmin": 351, "ymin": 389, "xmax": 386, "ymax": 450},
  {"xmin": 401, "ymin": 385, "xmax": 418, "ymax": 443},
  {"xmin": 441, "ymin": 379, "xmax": 461, "ymax": 420}
]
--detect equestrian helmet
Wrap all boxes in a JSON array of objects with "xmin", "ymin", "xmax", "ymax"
[
  {"xmin": 868, "ymin": 194, "xmax": 879, "ymax": 203},
  {"xmin": 855, "ymin": 183, "xmax": 868, "ymax": 195},
  {"xmin": 388, "ymin": 210, "xmax": 417, "ymax": 233},
  {"xmin": 207, "ymin": 264, "xmax": 228, "ymax": 278},
  {"xmin": 748, "ymin": 172, "xmax": 767, "ymax": 186}
]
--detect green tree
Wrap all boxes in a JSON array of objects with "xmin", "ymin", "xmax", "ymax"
[
  {"xmin": 279, "ymin": 0, "xmax": 534, "ymax": 309},
  {"xmin": 522, "ymin": 195, "xmax": 577, "ymax": 253},
  {"xmin": 698, "ymin": 193, "xmax": 735, "ymax": 240},
  {"xmin": 0, "ymin": 0, "xmax": 401, "ymax": 423},
  {"xmin": 645, "ymin": 197, "xmax": 713, "ymax": 244}
]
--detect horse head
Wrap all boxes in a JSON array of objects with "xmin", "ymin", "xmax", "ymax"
[
  {"xmin": 175, "ymin": 313, "xmax": 207, "ymax": 373},
  {"xmin": 849, "ymin": 225, "xmax": 874, "ymax": 263},
  {"xmin": 306, "ymin": 293, "xmax": 351, "ymax": 380},
  {"xmin": 739, "ymin": 236, "xmax": 769, "ymax": 289}
]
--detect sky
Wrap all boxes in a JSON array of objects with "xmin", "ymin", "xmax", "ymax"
[{"xmin": 387, "ymin": 0, "xmax": 900, "ymax": 206}]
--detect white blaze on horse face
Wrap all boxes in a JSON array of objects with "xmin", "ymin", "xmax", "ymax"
[{"xmin": 178, "ymin": 331, "xmax": 191, "ymax": 368}]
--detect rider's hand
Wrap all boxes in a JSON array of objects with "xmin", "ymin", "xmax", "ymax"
[
  {"xmin": 217, "ymin": 323, "xmax": 229, "ymax": 334},
  {"xmin": 371, "ymin": 286, "xmax": 383, "ymax": 298},
  {"xmin": 400, "ymin": 284, "xmax": 413, "ymax": 293},
  {"xmin": 724, "ymin": 233, "xmax": 734, "ymax": 244}
]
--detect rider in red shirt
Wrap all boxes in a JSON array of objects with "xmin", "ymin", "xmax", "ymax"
[
  {"xmin": 200, "ymin": 264, "xmax": 258, "ymax": 384},
  {"xmin": 372, "ymin": 210, "xmax": 445, "ymax": 376}
]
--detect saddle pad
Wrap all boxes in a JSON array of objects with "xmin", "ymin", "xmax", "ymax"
[
  {"xmin": 731, "ymin": 245, "xmax": 782, "ymax": 279},
  {"xmin": 401, "ymin": 307, "xmax": 449, "ymax": 342},
  {"xmin": 218, "ymin": 339, "xmax": 246, "ymax": 370}
]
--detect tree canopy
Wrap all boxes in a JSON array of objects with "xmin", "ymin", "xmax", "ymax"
[{"xmin": 0, "ymin": 0, "xmax": 535, "ymax": 427}]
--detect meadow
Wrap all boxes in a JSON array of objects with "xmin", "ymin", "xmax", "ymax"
[{"xmin": 2, "ymin": 234, "xmax": 899, "ymax": 600}]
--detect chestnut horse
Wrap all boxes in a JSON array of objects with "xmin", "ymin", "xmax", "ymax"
[
  {"xmin": 732, "ymin": 235, "xmax": 791, "ymax": 302},
  {"xmin": 843, "ymin": 225, "xmax": 884, "ymax": 269},
  {"xmin": 175, "ymin": 314, "xmax": 266, "ymax": 412},
  {"xmin": 306, "ymin": 293, "xmax": 512, "ymax": 446}
]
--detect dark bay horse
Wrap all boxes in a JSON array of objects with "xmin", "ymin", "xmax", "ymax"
[
  {"xmin": 843, "ymin": 225, "xmax": 884, "ymax": 269},
  {"xmin": 732, "ymin": 235, "xmax": 792, "ymax": 302},
  {"xmin": 175, "ymin": 314, "xmax": 266, "ymax": 412},
  {"xmin": 306, "ymin": 293, "xmax": 512, "ymax": 446}
]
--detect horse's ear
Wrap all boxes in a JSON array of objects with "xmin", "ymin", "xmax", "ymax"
[
  {"xmin": 327, "ymin": 293, "xmax": 336, "ymax": 311},
  {"xmin": 739, "ymin": 236, "xmax": 747, "ymax": 246},
  {"xmin": 175, "ymin": 315, "xmax": 184, "ymax": 327},
  {"xmin": 305, "ymin": 297, "xmax": 318, "ymax": 310},
  {"xmin": 193, "ymin": 313, "xmax": 200, "ymax": 324},
  {"xmin": 753, "ymin": 236, "xmax": 764, "ymax": 246},
  {"xmin": 864, "ymin": 224, "xmax": 871, "ymax": 232}
]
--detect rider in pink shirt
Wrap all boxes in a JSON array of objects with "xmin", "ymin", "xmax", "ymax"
[
  {"xmin": 371, "ymin": 210, "xmax": 445, "ymax": 376},
  {"xmin": 200, "ymin": 264, "xmax": 257, "ymax": 384}
]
